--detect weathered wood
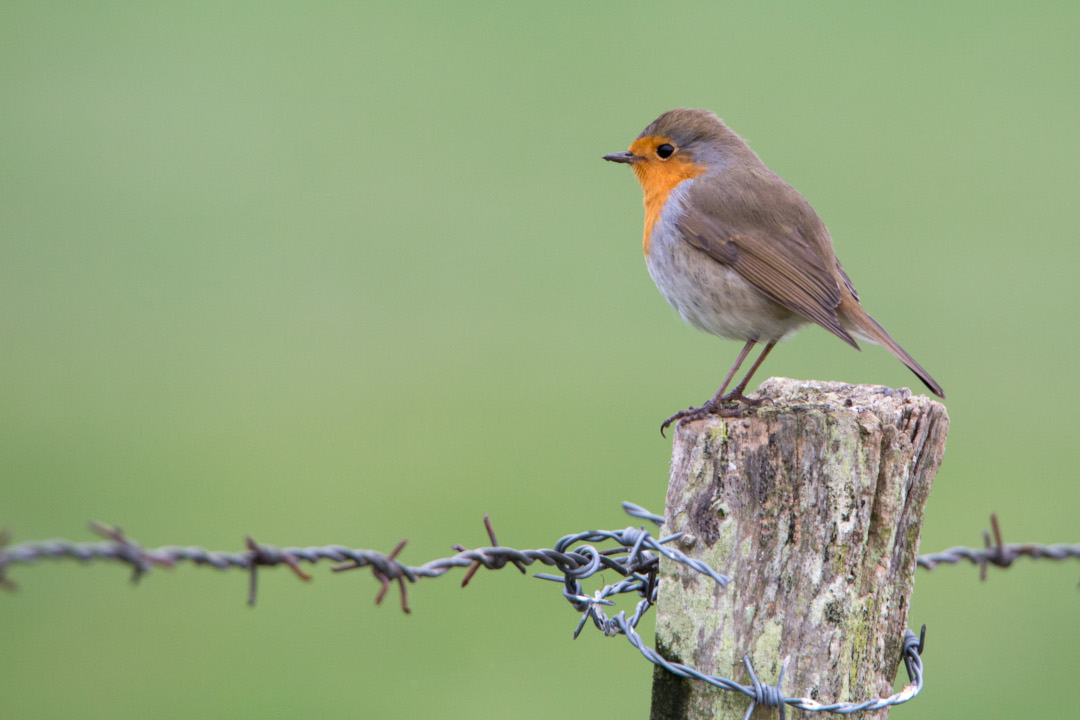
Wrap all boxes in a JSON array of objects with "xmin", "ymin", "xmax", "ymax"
[{"xmin": 650, "ymin": 378, "xmax": 948, "ymax": 720}]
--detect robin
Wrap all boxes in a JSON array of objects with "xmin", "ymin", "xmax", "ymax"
[{"xmin": 604, "ymin": 108, "xmax": 944, "ymax": 434}]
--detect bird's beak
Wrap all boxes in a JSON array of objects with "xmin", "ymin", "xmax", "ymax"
[{"xmin": 602, "ymin": 151, "xmax": 641, "ymax": 164}]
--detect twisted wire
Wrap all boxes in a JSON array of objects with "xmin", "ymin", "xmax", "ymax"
[{"xmin": 1, "ymin": 506, "xmax": 1073, "ymax": 716}]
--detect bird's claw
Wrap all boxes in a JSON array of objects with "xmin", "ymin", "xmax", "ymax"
[
  {"xmin": 659, "ymin": 393, "xmax": 771, "ymax": 437},
  {"xmin": 660, "ymin": 402, "xmax": 744, "ymax": 437}
]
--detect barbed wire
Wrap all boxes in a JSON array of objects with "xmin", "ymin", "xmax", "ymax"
[
  {"xmin": 916, "ymin": 513, "xmax": 1080, "ymax": 580},
  {"xmin": 1, "ymin": 505, "xmax": 1076, "ymax": 717}
]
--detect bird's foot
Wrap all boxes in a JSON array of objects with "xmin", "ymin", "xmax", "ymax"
[
  {"xmin": 717, "ymin": 391, "xmax": 772, "ymax": 408},
  {"xmin": 660, "ymin": 401, "xmax": 744, "ymax": 437},
  {"xmin": 659, "ymin": 392, "xmax": 772, "ymax": 437}
]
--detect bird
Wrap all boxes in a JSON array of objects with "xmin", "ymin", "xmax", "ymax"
[{"xmin": 603, "ymin": 108, "xmax": 944, "ymax": 435}]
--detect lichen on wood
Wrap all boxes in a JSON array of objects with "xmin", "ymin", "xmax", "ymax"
[{"xmin": 650, "ymin": 378, "xmax": 949, "ymax": 720}]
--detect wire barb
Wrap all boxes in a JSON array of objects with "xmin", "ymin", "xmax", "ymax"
[
  {"xmin": 89, "ymin": 522, "xmax": 166, "ymax": 583},
  {"xmin": 621, "ymin": 501, "xmax": 665, "ymax": 527},
  {"xmin": 743, "ymin": 655, "xmax": 789, "ymax": 720},
  {"xmin": 0, "ymin": 527, "xmax": 16, "ymax": 591},
  {"xmin": 451, "ymin": 514, "xmax": 527, "ymax": 588},
  {"xmin": 332, "ymin": 538, "xmax": 412, "ymax": 613},
  {"xmin": 901, "ymin": 625, "xmax": 927, "ymax": 687},
  {"xmin": 244, "ymin": 536, "xmax": 313, "ymax": 607}
]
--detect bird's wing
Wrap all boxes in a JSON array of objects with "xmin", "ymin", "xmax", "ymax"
[
  {"xmin": 676, "ymin": 185, "xmax": 858, "ymax": 348},
  {"xmin": 836, "ymin": 262, "xmax": 860, "ymax": 303}
]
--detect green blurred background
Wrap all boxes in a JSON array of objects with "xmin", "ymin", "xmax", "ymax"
[{"xmin": 2, "ymin": 2, "xmax": 1077, "ymax": 718}]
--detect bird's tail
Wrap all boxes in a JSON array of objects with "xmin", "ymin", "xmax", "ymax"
[{"xmin": 841, "ymin": 298, "xmax": 945, "ymax": 399}]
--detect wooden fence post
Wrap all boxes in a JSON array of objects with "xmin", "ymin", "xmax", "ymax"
[{"xmin": 650, "ymin": 378, "xmax": 949, "ymax": 719}]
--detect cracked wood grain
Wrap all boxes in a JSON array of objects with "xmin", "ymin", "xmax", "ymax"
[{"xmin": 650, "ymin": 378, "xmax": 949, "ymax": 720}]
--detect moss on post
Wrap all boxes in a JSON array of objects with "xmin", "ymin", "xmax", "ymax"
[{"xmin": 650, "ymin": 378, "xmax": 948, "ymax": 720}]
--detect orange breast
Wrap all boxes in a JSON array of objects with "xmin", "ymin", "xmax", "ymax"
[{"xmin": 629, "ymin": 137, "xmax": 706, "ymax": 255}]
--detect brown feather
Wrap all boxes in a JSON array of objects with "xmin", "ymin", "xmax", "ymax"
[
  {"xmin": 838, "ymin": 295, "xmax": 946, "ymax": 398},
  {"xmin": 676, "ymin": 176, "xmax": 859, "ymax": 348}
]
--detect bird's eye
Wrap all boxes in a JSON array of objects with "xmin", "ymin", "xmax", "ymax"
[{"xmin": 656, "ymin": 143, "xmax": 675, "ymax": 159}]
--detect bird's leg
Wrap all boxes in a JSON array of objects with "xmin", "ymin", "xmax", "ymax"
[
  {"xmin": 704, "ymin": 339, "xmax": 755, "ymax": 408},
  {"xmin": 717, "ymin": 341, "xmax": 776, "ymax": 407},
  {"xmin": 661, "ymin": 341, "xmax": 756, "ymax": 436}
]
